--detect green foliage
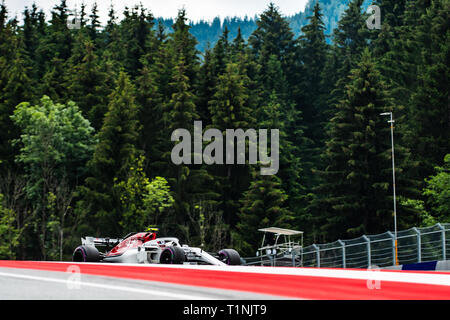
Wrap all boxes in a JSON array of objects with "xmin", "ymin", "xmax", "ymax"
[
  {"xmin": 64, "ymin": 35, "xmax": 112, "ymax": 130},
  {"xmin": 399, "ymin": 197, "xmax": 437, "ymax": 228},
  {"xmin": 157, "ymin": 0, "xmax": 362, "ymax": 52},
  {"xmin": 0, "ymin": 194, "xmax": 20, "ymax": 259},
  {"xmin": 0, "ymin": 0, "xmax": 447, "ymax": 259},
  {"xmin": 405, "ymin": 0, "xmax": 450, "ymax": 180},
  {"xmin": 249, "ymin": 3, "xmax": 297, "ymax": 86},
  {"xmin": 167, "ymin": 9, "xmax": 199, "ymax": 88},
  {"xmin": 315, "ymin": 49, "xmax": 406, "ymax": 240},
  {"xmin": 118, "ymin": 4, "xmax": 155, "ymax": 78},
  {"xmin": 10, "ymin": 95, "xmax": 95, "ymax": 259},
  {"xmin": 0, "ymin": 13, "xmax": 35, "ymax": 168},
  {"xmin": 236, "ymin": 169, "xmax": 293, "ymax": 256},
  {"xmin": 295, "ymin": 3, "xmax": 330, "ymax": 193},
  {"xmin": 11, "ymin": 96, "xmax": 95, "ymax": 191},
  {"xmin": 209, "ymin": 62, "xmax": 253, "ymax": 130},
  {"xmin": 208, "ymin": 61, "xmax": 255, "ymax": 229},
  {"xmin": 80, "ymin": 71, "xmax": 141, "ymax": 236},
  {"xmin": 423, "ymin": 155, "xmax": 450, "ymax": 222},
  {"xmin": 114, "ymin": 155, "xmax": 174, "ymax": 232},
  {"xmin": 331, "ymin": 0, "xmax": 370, "ymax": 105}
]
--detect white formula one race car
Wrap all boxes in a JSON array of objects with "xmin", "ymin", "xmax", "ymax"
[{"xmin": 72, "ymin": 229, "xmax": 241, "ymax": 266}]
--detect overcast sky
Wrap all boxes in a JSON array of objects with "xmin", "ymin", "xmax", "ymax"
[{"xmin": 5, "ymin": 0, "xmax": 309, "ymax": 23}]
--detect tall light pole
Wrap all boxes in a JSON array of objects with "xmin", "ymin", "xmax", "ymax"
[{"xmin": 380, "ymin": 112, "xmax": 398, "ymax": 265}]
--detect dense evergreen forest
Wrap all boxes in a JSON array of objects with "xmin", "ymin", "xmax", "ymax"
[
  {"xmin": 0, "ymin": 0, "xmax": 448, "ymax": 260},
  {"xmin": 160, "ymin": 0, "xmax": 371, "ymax": 51}
]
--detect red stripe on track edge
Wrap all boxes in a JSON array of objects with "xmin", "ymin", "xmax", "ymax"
[{"xmin": 0, "ymin": 260, "xmax": 449, "ymax": 300}]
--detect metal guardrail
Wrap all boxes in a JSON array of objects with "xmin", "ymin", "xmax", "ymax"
[{"xmin": 242, "ymin": 223, "xmax": 450, "ymax": 268}]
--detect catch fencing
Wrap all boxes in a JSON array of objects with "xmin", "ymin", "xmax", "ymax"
[{"xmin": 242, "ymin": 223, "xmax": 450, "ymax": 268}]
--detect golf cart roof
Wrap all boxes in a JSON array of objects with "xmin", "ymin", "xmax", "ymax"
[{"xmin": 258, "ymin": 227, "xmax": 303, "ymax": 236}]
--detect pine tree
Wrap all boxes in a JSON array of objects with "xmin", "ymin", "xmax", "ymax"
[
  {"xmin": 134, "ymin": 8, "xmax": 164, "ymax": 160},
  {"xmin": 39, "ymin": 57, "xmax": 67, "ymax": 102},
  {"xmin": 230, "ymin": 27, "xmax": 245, "ymax": 58},
  {"xmin": 247, "ymin": 4, "xmax": 307, "ymax": 230},
  {"xmin": 101, "ymin": 3, "xmax": 124, "ymax": 68},
  {"xmin": 159, "ymin": 55, "xmax": 216, "ymax": 240},
  {"xmin": 229, "ymin": 32, "xmax": 261, "ymax": 122},
  {"xmin": 405, "ymin": 0, "xmax": 449, "ymax": 181},
  {"xmin": 0, "ymin": 37, "xmax": 35, "ymax": 168},
  {"xmin": 0, "ymin": 3, "xmax": 13, "ymax": 168},
  {"xmin": 331, "ymin": 0, "xmax": 369, "ymax": 103},
  {"xmin": 315, "ymin": 50, "xmax": 411, "ymax": 241},
  {"xmin": 167, "ymin": 9, "xmax": 200, "ymax": 89},
  {"xmin": 135, "ymin": 48, "xmax": 162, "ymax": 169},
  {"xmin": 372, "ymin": 0, "xmax": 413, "ymax": 99},
  {"xmin": 212, "ymin": 27, "xmax": 230, "ymax": 78},
  {"xmin": 297, "ymin": 2, "xmax": 329, "ymax": 136},
  {"xmin": 136, "ymin": 24, "xmax": 175, "ymax": 179},
  {"xmin": 208, "ymin": 62, "xmax": 255, "ymax": 228},
  {"xmin": 64, "ymin": 36, "xmax": 111, "ymax": 130},
  {"xmin": 37, "ymin": 0, "xmax": 73, "ymax": 68},
  {"xmin": 196, "ymin": 46, "xmax": 215, "ymax": 123},
  {"xmin": 375, "ymin": 0, "xmax": 407, "ymax": 28},
  {"xmin": 296, "ymin": 3, "xmax": 330, "ymax": 193},
  {"xmin": 195, "ymin": 27, "xmax": 232, "ymax": 124},
  {"xmin": 149, "ymin": 23, "xmax": 173, "ymax": 103},
  {"xmin": 249, "ymin": 3, "xmax": 297, "ymax": 88},
  {"xmin": 0, "ymin": 2, "xmax": 17, "ymax": 98},
  {"xmin": 165, "ymin": 56, "xmax": 198, "ymax": 136},
  {"xmin": 87, "ymin": 2, "xmax": 100, "ymax": 44},
  {"xmin": 372, "ymin": 0, "xmax": 447, "ymax": 200},
  {"xmin": 258, "ymin": 91, "xmax": 304, "ymax": 222},
  {"xmin": 79, "ymin": 2, "xmax": 87, "ymax": 28},
  {"xmin": 119, "ymin": 4, "xmax": 155, "ymax": 78},
  {"xmin": 104, "ymin": 3, "xmax": 117, "ymax": 46},
  {"xmin": 374, "ymin": 0, "xmax": 430, "ymax": 108},
  {"xmin": 236, "ymin": 167, "xmax": 292, "ymax": 256},
  {"xmin": 35, "ymin": 0, "xmax": 75, "ymax": 102},
  {"xmin": 312, "ymin": 3, "xmax": 373, "ymax": 241},
  {"xmin": 0, "ymin": 14, "xmax": 34, "ymax": 169},
  {"xmin": 209, "ymin": 62, "xmax": 254, "ymax": 130},
  {"xmin": 79, "ymin": 71, "xmax": 141, "ymax": 236},
  {"xmin": 21, "ymin": 3, "xmax": 43, "ymax": 81},
  {"xmin": 1, "ymin": 39, "xmax": 34, "ymax": 118}
]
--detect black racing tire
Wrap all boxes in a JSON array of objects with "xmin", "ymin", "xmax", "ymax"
[
  {"xmin": 159, "ymin": 246, "xmax": 186, "ymax": 264},
  {"xmin": 218, "ymin": 249, "xmax": 241, "ymax": 265},
  {"xmin": 72, "ymin": 245, "xmax": 100, "ymax": 262}
]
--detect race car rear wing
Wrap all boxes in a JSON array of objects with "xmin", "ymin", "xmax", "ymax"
[{"xmin": 82, "ymin": 237, "xmax": 121, "ymax": 248}]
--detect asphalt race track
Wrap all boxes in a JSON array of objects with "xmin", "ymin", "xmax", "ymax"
[
  {"xmin": 0, "ymin": 260, "xmax": 449, "ymax": 300},
  {"xmin": 0, "ymin": 267, "xmax": 281, "ymax": 300}
]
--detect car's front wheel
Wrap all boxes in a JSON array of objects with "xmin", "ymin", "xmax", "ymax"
[
  {"xmin": 159, "ymin": 246, "xmax": 186, "ymax": 264},
  {"xmin": 218, "ymin": 249, "xmax": 241, "ymax": 265}
]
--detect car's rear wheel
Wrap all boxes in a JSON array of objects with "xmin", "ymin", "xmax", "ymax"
[
  {"xmin": 73, "ymin": 245, "xmax": 100, "ymax": 262},
  {"xmin": 159, "ymin": 246, "xmax": 186, "ymax": 264},
  {"xmin": 218, "ymin": 249, "xmax": 241, "ymax": 265}
]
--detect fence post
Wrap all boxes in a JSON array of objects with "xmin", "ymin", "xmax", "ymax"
[
  {"xmin": 292, "ymin": 251, "xmax": 295, "ymax": 267},
  {"xmin": 299, "ymin": 247, "xmax": 304, "ymax": 267},
  {"xmin": 312, "ymin": 244, "xmax": 320, "ymax": 268},
  {"xmin": 437, "ymin": 223, "xmax": 446, "ymax": 261},
  {"xmin": 387, "ymin": 231, "xmax": 396, "ymax": 266},
  {"xmin": 338, "ymin": 240, "xmax": 346, "ymax": 268},
  {"xmin": 363, "ymin": 236, "xmax": 371, "ymax": 267},
  {"xmin": 413, "ymin": 227, "xmax": 421, "ymax": 263},
  {"xmin": 269, "ymin": 251, "xmax": 274, "ymax": 267}
]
